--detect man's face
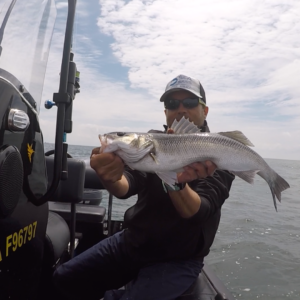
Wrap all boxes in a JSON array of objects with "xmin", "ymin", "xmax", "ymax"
[{"xmin": 164, "ymin": 90, "xmax": 209, "ymax": 128}]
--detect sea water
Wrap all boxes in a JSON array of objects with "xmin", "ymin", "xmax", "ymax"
[{"xmin": 44, "ymin": 143, "xmax": 300, "ymax": 299}]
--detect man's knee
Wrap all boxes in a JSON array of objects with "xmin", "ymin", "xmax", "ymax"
[{"xmin": 53, "ymin": 264, "xmax": 64, "ymax": 285}]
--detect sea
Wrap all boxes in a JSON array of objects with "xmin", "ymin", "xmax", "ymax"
[{"xmin": 44, "ymin": 143, "xmax": 300, "ymax": 300}]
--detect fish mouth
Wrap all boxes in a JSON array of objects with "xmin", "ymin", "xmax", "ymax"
[
  {"xmin": 99, "ymin": 133, "xmax": 118, "ymax": 153},
  {"xmin": 99, "ymin": 134, "xmax": 108, "ymax": 153}
]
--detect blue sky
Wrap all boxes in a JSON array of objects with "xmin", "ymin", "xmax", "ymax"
[{"xmin": 40, "ymin": 0, "xmax": 300, "ymax": 160}]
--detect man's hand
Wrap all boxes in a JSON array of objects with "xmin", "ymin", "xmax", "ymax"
[
  {"xmin": 166, "ymin": 128, "xmax": 217, "ymax": 184},
  {"xmin": 90, "ymin": 147, "xmax": 124, "ymax": 183},
  {"xmin": 177, "ymin": 161, "xmax": 217, "ymax": 183}
]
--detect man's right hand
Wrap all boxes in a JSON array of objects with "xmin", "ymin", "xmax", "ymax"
[{"xmin": 90, "ymin": 148, "xmax": 125, "ymax": 184}]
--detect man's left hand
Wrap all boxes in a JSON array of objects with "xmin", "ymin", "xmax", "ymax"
[{"xmin": 177, "ymin": 161, "xmax": 217, "ymax": 183}]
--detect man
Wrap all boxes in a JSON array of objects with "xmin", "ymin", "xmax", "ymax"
[{"xmin": 53, "ymin": 74, "xmax": 235, "ymax": 300}]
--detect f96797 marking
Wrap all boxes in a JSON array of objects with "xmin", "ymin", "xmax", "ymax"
[{"xmin": 0, "ymin": 221, "xmax": 38, "ymax": 261}]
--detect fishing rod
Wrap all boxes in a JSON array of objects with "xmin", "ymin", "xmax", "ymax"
[{"xmin": 28, "ymin": 0, "xmax": 79, "ymax": 205}]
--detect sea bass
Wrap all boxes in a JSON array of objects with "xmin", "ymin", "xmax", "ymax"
[{"xmin": 99, "ymin": 117, "xmax": 290, "ymax": 210}]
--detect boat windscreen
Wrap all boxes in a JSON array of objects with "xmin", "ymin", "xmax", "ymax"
[{"xmin": 0, "ymin": 0, "xmax": 57, "ymax": 113}]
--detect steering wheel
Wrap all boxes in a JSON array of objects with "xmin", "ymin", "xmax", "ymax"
[{"xmin": 45, "ymin": 150, "xmax": 73, "ymax": 158}]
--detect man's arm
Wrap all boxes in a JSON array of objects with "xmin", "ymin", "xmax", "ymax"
[
  {"xmin": 90, "ymin": 149, "xmax": 129, "ymax": 198},
  {"xmin": 168, "ymin": 185, "xmax": 201, "ymax": 218},
  {"xmin": 168, "ymin": 161, "xmax": 217, "ymax": 218}
]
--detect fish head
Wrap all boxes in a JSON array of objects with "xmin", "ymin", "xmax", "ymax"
[{"xmin": 98, "ymin": 132, "xmax": 154, "ymax": 163}]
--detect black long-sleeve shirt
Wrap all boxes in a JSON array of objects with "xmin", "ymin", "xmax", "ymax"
[
  {"xmin": 119, "ymin": 122, "xmax": 235, "ymax": 263},
  {"xmin": 121, "ymin": 169, "xmax": 234, "ymax": 263}
]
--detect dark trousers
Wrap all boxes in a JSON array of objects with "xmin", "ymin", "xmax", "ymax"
[{"xmin": 53, "ymin": 230, "xmax": 203, "ymax": 300}]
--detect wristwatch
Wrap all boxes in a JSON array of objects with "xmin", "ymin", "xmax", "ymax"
[{"xmin": 162, "ymin": 181, "xmax": 186, "ymax": 192}]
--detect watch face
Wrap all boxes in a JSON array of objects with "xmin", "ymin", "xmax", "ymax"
[
  {"xmin": 175, "ymin": 182, "xmax": 186, "ymax": 190},
  {"xmin": 162, "ymin": 181, "xmax": 186, "ymax": 192}
]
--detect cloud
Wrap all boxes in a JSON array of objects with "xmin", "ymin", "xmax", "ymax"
[
  {"xmin": 95, "ymin": 0, "xmax": 300, "ymax": 159},
  {"xmin": 41, "ymin": 0, "xmax": 165, "ymax": 147},
  {"xmin": 97, "ymin": 0, "xmax": 300, "ymax": 98},
  {"xmin": 39, "ymin": 0, "xmax": 299, "ymax": 160},
  {"xmin": 0, "ymin": 0, "xmax": 56, "ymax": 111},
  {"xmin": 41, "ymin": 57, "xmax": 165, "ymax": 138},
  {"xmin": 55, "ymin": 2, "xmax": 68, "ymax": 9}
]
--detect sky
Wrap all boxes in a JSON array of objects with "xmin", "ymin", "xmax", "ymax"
[{"xmin": 39, "ymin": 0, "xmax": 300, "ymax": 160}]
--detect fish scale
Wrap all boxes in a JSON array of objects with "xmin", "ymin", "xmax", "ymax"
[{"xmin": 151, "ymin": 133, "xmax": 257, "ymax": 172}]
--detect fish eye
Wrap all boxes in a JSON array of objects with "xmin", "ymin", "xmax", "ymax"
[{"xmin": 117, "ymin": 132, "xmax": 126, "ymax": 136}]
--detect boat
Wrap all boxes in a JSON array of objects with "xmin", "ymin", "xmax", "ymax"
[{"xmin": 0, "ymin": 1, "xmax": 235, "ymax": 299}]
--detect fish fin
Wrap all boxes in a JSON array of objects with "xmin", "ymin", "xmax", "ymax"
[
  {"xmin": 156, "ymin": 171, "xmax": 177, "ymax": 186},
  {"xmin": 258, "ymin": 170, "xmax": 290, "ymax": 212},
  {"xmin": 218, "ymin": 131, "xmax": 254, "ymax": 147},
  {"xmin": 231, "ymin": 170, "xmax": 260, "ymax": 184},
  {"xmin": 126, "ymin": 164, "xmax": 135, "ymax": 170},
  {"xmin": 171, "ymin": 117, "xmax": 200, "ymax": 134},
  {"xmin": 149, "ymin": 152, "xmax": 159, "ymax": 164}
]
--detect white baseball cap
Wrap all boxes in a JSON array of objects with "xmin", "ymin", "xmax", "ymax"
[{"xmin": 160, "ymin": 74, "xmax": 206, "ymax": 106}]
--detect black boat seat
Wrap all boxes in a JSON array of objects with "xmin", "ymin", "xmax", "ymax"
[
  {"xmin": 43, "ymin": 157, "xmax": 86, "ymax": 267},
  {"xmin": 44, "ymin": 211, "xmax": 70, "ymax": 268},
  {"xmin": 45, "ymin": 157, "xmax": 86, "ymax": 204},
  {"xmin": 45, "ymin": 157, "xmax": 104, "ymax": 222},
  {"xmin": 49, "ymin": 202, "xmax": 106, "ymax": 223}
]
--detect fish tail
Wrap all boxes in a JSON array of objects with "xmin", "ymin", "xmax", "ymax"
[{"xmin": 261, "ymin": 170, "xmax": 290, "ymax": 211}]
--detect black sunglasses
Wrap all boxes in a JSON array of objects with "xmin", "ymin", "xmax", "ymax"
[{"xmin": 164, "ymin": 98, "xmax": 202, "ymax": 110}]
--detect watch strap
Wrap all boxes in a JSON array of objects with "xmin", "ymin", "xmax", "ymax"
[{"xmin": 162, "ymin": 181, "xmax": 186, "ymax": 193}]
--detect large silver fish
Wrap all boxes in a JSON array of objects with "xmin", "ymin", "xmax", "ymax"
[{"xmin": 99, "ymin": 117, "xmax": 290, "ymax": 210}]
